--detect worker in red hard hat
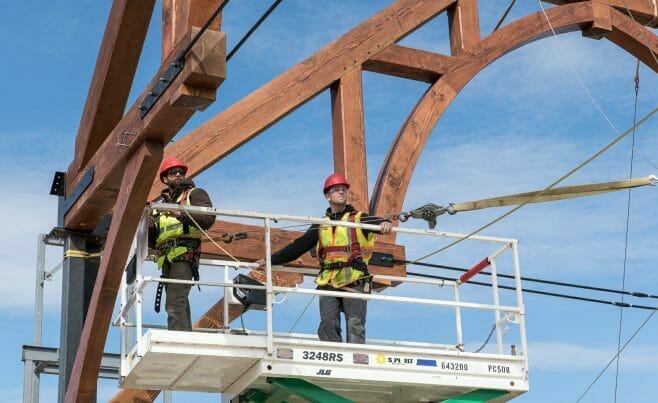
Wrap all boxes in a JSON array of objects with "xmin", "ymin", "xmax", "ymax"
[
  {"xmin": 256, "ymin": 173, "xmax": 393, "ymax": 344},
  {"xmin": 148, "ymin": 157, "xmax": 215, "ymax": 331}
]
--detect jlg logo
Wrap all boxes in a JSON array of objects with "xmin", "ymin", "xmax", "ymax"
[{"xmin": 316, "ymin": 369, "xmax": 332, "ymax": 376}]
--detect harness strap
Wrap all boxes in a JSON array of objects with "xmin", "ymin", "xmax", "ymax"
[
  {"xmin": 348, "ymin": 212, "xmax": 362, "ymax": 264},
  {"xmin": 154, "ymin": 266, "xmax": 168, "ymax": 313},
  {"xmin": 178, "ymin": 188, "xmax": 193, "ymax": 234},
  {"xmin": 154, "ymin": 281, "xmax": 164, "ymax": 313},
  {"xmin": 317, "ymin": 212, "xmax": 363, "ymax": 263}
]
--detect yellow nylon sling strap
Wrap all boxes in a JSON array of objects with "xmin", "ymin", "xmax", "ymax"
[
  {"xmin": 450, "ymin": 175, "xmax": 657, "ymax": 213},
  {"xmin": 63, "ymin": 250, "xmax": 102, "ymax": 259}
]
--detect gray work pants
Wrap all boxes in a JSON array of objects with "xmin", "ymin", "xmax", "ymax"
[
  {"xmin": 317, "ymin": 284, "xmax": 366, "ymax": 344},
  {"xmin": 163, "ymin": 260, "xmax": 193, "ymax": 331}
]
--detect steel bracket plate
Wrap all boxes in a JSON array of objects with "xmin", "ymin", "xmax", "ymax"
[
  {"xmin": 139, "ymin": 61, "xmax": 184, "ymax": 118},
  {"xmin": 62, "ymin": 167, "xmax": 94, "ymax": 216}
]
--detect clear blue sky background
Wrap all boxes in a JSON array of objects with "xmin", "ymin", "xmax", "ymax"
[{"xmin": 1, "ymin": 1, "xmax": 657, "ymax": 402}]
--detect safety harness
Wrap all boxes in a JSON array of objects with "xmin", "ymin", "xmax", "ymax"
[{"xmin": 316, "ymin": 212, "xmax": 371, "ymax": 290}]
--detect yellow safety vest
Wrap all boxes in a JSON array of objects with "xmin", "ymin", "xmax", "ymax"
[
  {"xmin": 315, "ymin": 211, "xmax": 375, "ymax": 288},
  {"xmin": 153, "ymin": 188, "xmax": 202, "ymax": 269}
]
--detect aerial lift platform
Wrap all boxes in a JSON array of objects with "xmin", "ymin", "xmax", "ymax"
[{"xmin": 115, "ymin": 204, "xmax": 529, "ymax": 402}]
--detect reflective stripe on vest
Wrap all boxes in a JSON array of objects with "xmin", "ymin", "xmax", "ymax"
[
  {"xmin": 154, "ymin": 188, "xmax": 202, "ymax": 268},
  {"xmin": 315, "ymin": 211, "xmax": 375, "ymax": 288}
]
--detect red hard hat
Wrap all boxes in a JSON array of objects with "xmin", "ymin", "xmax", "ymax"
[
  {"xmin": 323, "ymin": 173, "xmax": 350, "ymax": 193},
  {"xmin": 159, "ymin": 157, "xmax": 188, "ymax": 183}
]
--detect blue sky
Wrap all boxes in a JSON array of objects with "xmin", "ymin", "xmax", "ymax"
[{"xmin": 2, "ymin": 1, "xmax": 657, "ymax": 402}]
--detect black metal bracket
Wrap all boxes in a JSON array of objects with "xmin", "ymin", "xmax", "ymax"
[
  {"xmin": 369, "ymin": 252, "xmax": 395, "ymax": 267},
  {"xmin": 61, "ymin": 167, "xmax": 94, "ymax": 216},
  {"xmin": 138, "ymin": 60, "xmax": 185, "ymax": 118},
  {"xmin": 50, "ymin": 171, "xmax": 66, "ymax": 196},
  {"xmin": 125, "ymin": 254, "xmax": 137, "ymax": 285}
]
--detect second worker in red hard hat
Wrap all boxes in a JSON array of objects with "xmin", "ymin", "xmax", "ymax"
[
  {"xmin": 256, "ymin": 173, "xmax": 392, "ymax": 344},
  {"xmin": 149, "ymin": 157, "xmax": 215, "ymax": 331}
]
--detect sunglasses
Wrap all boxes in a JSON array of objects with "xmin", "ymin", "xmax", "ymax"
[{"xmin": 167, "ymin": 168, "xmax": 186, "ymax": 176}]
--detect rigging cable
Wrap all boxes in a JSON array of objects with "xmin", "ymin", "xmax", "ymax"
[
  {"xmin": 614, "ymin": 59, "xmax": 640, "ymax": 403},
  {"xmin": 576, "ymin": 310, "xmax": 656, "ymax": 402},
  {"xmin": 492, "ymin": 0, "xmax": 517, "ymax": 33},
  {"xmin": 288, "ymin": 295, "xmax": 316, "ymax": 333},
  {"xmin": 404, "ymin": 271, "xmax": 658, "ymax": 311},
  {"xmin": 396, "ymin": 259, "xmax": 658, "ymax": 300},
  {"xmin": 227, "ymin": 0, "xmax": 283, "ymax": 61},
  {"xmin": 537, "ymin": 0, "xmax": 621, "ymax": 136}
]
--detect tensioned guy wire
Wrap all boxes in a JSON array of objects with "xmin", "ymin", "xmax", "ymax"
[
  {"xmin": 398, "ymin": 259, "xmax": 658, "ymax": 300},
  {"xmin": 614, "ymin": 59, "xmax": 640, "ymax": 403},
  {"xmin": 576, "ymin": 310, "xmax": 656, "ymax": 402},
  {"xmin": 227, "ymin": 0, "xmax": 283, "ymax": 61}
]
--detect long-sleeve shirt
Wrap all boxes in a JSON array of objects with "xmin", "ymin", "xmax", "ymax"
[{"xmin": 271, "ymin": 204, "xmax": 388, "ymax": 265}]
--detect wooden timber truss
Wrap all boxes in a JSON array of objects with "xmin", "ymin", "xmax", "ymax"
[{"xmin": 58, "ymin": 0, "xmax": 657, "ymax": 401}]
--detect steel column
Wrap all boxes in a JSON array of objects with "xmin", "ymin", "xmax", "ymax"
[{"xmin": 58, "ymin": 233, "xmax": 100, "ymax": 402}]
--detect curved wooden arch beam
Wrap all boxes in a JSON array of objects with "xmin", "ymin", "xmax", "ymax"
[
  {"xmin": 607, "ymin": 6, "xmax": 658, "ymax": 71},
  {"xmin": 370, "ymin": 2, "xmax": 658, "ymax": 225}
]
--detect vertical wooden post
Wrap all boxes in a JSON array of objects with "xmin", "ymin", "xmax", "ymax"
[
  {"xmin": 330, "ymin": 67, "xmax": 368, "ymax": 211},
  {"xmin": 447, "ymin": 0, "xmax": 480, "ymax": 55},
  {"xmin": 64, "ymin": 140, "xmax": 163, "ymax": 402}
]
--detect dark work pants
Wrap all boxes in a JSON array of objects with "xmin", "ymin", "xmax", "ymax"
[
  {"xmin": 163, "ymin": 261, "xmax": 193, "ymax": 331},
  {"xmin": 317, "ymin": 284, "xmax": 366, "ymax": 344}
]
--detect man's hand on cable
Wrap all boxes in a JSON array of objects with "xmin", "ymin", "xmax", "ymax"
[
  {"xmin": 254, "ymin": 259, "xmax": 265, "ymax": 270},
  {"xmin": 379, "ymin": 221, "xmax": 393, "ymax": 235}
]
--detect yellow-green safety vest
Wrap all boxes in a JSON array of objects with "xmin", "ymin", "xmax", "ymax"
[
  {"xmin": 153, "ymin": 188, "xmax": 202, "ymax": 269},
  {"xmin": 315, "ymin": 211, "xmax": 375, "ymax": 288}
]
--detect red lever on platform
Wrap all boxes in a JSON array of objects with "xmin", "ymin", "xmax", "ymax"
[{"xmin": 459, "ymin": 257, "xmax": 491, "ymax": 284}]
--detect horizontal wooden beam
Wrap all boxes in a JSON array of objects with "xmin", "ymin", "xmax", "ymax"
[
  {"xmin": 148, "ymin": 0, "xmax": 457, "ymax": 200},
  {"xmin": 363, "ymin": 44, "xmax": 454, "ymax": 83},
  {"xmin": 68, "ymin": 0, "xmax": 155, "ymax": 178},
  {"xmin": 64, "ymin": 28, "xmax": 226, "ymax": 230},
  {"xmin": 201, "ymin": 220, "xmax": 407, "ymax": 284}
]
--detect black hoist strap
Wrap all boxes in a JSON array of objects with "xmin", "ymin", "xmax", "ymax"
[{"xmin": 155, "ymin": 273, "xmax": 166, "ymax": 313}]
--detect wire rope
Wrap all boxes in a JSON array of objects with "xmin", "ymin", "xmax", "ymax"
[
  {"xmin": 397, "ymin": 259, "xmax": 658, "ymax": 300},
  {"xmin": 614, "ymin": 59, "xmax": 640, "ymax": 403},
  {"xmin": 492, "ymin": 0, "xmax": 517, "ymax": 32},
  {"xmin": 227, "ymin": 0, "xmax": 283, "ymax": 61},
  {"xmin": 537, "ymin": 0, "xmax": 621, "ymax": 136},
  {"xmin": 288, "ymin": 295, "xmax": 316, "ymax": 333},
  {"xmin": 576, "ymin": 310, "xmax": 656, "ymax": 402},
  {"xmin": 405, "ymin": 271, "xmax": 658, "ymax": 310}
]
